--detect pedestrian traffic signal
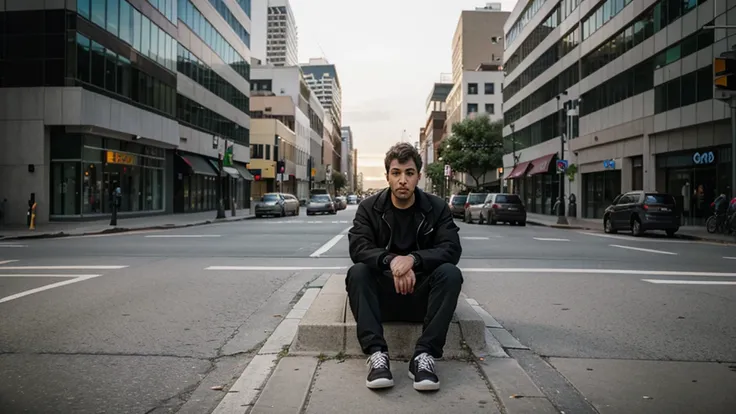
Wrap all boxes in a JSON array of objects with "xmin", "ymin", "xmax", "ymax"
[
  {"xmin": 714, "ymin": 52, "xmax": 736, "ymax": 91},
  {"xmin": 277, "ymin": 160, "xmax": 285, "ymax": 174},
  {"xmin": 254, "ymin": 174, "xmax": 261, "ymax": 181}
]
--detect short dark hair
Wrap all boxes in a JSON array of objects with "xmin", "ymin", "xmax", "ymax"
[{"xmin": 384, "ymin": 142, "xmax": 422, "ymax": 173}]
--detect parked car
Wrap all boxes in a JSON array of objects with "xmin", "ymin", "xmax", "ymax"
[
  {"xmin": 463, "ymin": 192, "xmax": 490, "ymax": 223},
  {"xmin": 347, "ymin": 194, "xmax": 359, "ymax": 204},
  {"xmin": 254, "ymin": 193, "xmax": 300, "ymax": 218},
  {"xmin": 335, "ymin": 196, "xmax": 348, "ymax": 210},
  {"xmin": 480, "ymin": 193, "xmax": 527, "ymax": 226},
  {"xmin": 449, "ymin": 194, "xmax": 468, "ymax": 218},
  {"xmin": 307, "ymin": 194, "xmax": 337, "ymax": 215},
  {"xmin": 603, "ymin": 191, "xmax": 679, "ymax": 237}
]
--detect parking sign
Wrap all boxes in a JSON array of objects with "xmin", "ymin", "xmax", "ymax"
[{"xmin": 444, "ymin": 164, "xmax": 451, "ymax": 177}]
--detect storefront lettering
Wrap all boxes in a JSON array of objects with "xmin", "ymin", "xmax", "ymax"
[
  {"xmin": 692, "ymin": 151, "xmax": 715, "ymax": 165},
  {"xmin": 106, "ymin": 151, "xmax": 137, "ymax": 165}
]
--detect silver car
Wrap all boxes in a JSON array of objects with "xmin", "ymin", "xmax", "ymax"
[
  {"xmin": 255, "ymin": 193, "xmax": 300, "ymax": 218},
  {"xmin": 307, "ymin": 194, "xmax": 337, "ymax": 215}
]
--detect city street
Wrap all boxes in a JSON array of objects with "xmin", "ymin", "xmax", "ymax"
[{"xmin": 2, "ymin": 204, "xmax": 736, "ymax": 413}]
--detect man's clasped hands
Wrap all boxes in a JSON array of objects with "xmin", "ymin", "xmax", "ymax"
[{"xmin": 390, "ymin": 255, "xmax": 416, "ymax": 295}]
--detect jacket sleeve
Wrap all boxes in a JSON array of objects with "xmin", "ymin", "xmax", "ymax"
[
  {"xmin": 348, "ymin": 202, "xmax": 390, "ymax": 272},
  {"xmin": 412, "ymin": 203, "xmax": 462, "ymax": 273}
]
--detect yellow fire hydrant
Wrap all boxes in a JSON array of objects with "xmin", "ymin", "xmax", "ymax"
[{"xmin": 29, "ymin": 202, "xmax": 37, "ymax": 230}]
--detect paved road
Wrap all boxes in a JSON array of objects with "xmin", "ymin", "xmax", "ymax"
[{"xmin": 1, "ymin": 203, "xmax": 735, "ymax": 413}]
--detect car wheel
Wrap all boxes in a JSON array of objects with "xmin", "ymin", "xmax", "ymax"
[
  {"xmin": 631, "ymin": 217, "xmax": 643, "ymax": 237},
  {"xmin": 604, "ymin": 216, "xmax": 616, "ymax": 234},
  {"xmin": 519, "ymin": 221, "xmax": 526, "ymax": 226},
  {"xmin": 479, "ymin": 214, "xmax": 485, "ymax": 224}
]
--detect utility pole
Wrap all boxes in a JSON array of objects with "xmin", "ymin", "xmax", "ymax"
[
  {"xmin": 714, "ymin": 51, "xmax": 736, "ymax": 198},
  {"xmin": 556, "ymin": 91, "xmax": 569, "ymax": 225}
]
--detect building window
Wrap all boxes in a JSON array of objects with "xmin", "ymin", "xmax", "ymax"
[
  {"xmin": 251, "ymin": 144, "xmax": 264, "ymax": 159},
  {"xmin": 468, "ymin": 83, "xmax": 478, "ymax": 95},
  {"xmin": 485, "ymin": 104, "xmax": 495, "ymax": 114},
  {"xmin": 467, "ymin": 103, "xmax": 478, "ymax": 114},
  {"xmin": 484, "ymin": 83, "xmax": 495, "ymax": 94}
]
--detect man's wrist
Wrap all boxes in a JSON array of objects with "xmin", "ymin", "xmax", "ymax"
[{"xmin": 408, "ymin": 253, "xmax": 420, "ymax": 269}]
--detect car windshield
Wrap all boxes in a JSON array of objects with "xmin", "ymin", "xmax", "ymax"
[
  {"xmin": 451, "ymin": 195, "xmax": 467, "ymax": 205},
  {"xmin": 496, "ymin": 194, "xmax": 522, "ymax": 204},
  {"xmin": 468, "ymin": 194, "xmax": 488, "ymax": 204},
  {"xmin": 645, "ymin": 194, "xmax": 675, "ymax": 205},
  {"xmin": 311, "ymin": 196, "xmax": 330, "ymax": 202},
  {"xmin": 262, "ymin": 194, "xmax": 280, "ymax": 202}
]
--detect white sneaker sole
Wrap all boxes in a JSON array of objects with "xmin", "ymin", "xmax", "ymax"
[
  {"xmin": 366, "ymin": 377, "xmax": 394, "ymax": 389},
  {"xmin": 408, "ymin": 372, "xmax": 440, "ymax": 391}
]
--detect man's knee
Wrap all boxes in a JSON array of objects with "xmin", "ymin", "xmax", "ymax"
[
  {"xmin": 433, "ymin": 263, "xmax": 463, "ymax": 287},
  {"xmin": 346, "ymin": 263, "xmax": 375, "ymax": 290}
]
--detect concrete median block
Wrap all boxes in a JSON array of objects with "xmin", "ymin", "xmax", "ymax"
[
  {"xmin": 292, "ymin": 278, "xmax": 347, "ymax": 353},
  {"xmin": 454, "ymin": 297, "xmax": 486, "ymax": 352}
]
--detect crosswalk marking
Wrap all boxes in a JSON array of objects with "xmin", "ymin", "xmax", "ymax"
[
  {"xmin": 0, "ymin": 275, "xmax": 103, "ymax": 304},
  {"xmin": 534, "ymin": 237, "xmax": 570, "ymax": 242},
  {"xmin": 0, "ymin": 274, "xmax": 102, "ymax": 278},
  {"xmin": 642, "ymin": 279, "xmax": 736, "ymax": 285},
  {"xmin": 265, "ymin": 220, "xmax": 351, "ymax": 224}
]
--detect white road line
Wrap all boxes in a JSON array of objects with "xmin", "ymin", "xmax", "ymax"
[
  {"xmin": 610, "ymin": 244, "xmax": 677, "ymax": 255},
  {"xmin": 463, "ymin": 236, "xmax": 490, "ymax": 240},
  {"xmin": 0, "ymin": 260, "xmax": 19, "ymax": 265},
  {"xmin": 534, "ymin": 237, "xmax": 570, "ymax": 242},
  {"xmin": 206, "ymin": 266, "xmax": 349, "ymax": 271},
  {"xmin": 0, "ymin": 244, "xmax": 27, "ymax": 248},
  {"xmin": 0, "ymin": 275, "xmax": 102, "ymax": 304},
  {"xmin": 0, "ymin": 274, "xmax": 101, "ymax": 278},
  {"xmin": 310, "ymin": 234, "xmax": 344, "ymax": 257},
  {"xmin": 724, "ymin": 257, "xmax": 736, "ymax": 260},
  {"xmin": 0, "ymin": 265, "xmax": 127, "ymax": 270},
  {"xmin": 642, "ymin": 279, "xmax": 736, "ymax": 285},
  {"xmin": 460, "ymin": 268, "xmax": 736, "ymax": 277},
  {"xmin": 144, "ymin": 235, "xmax": 221, "ymax": 238}
]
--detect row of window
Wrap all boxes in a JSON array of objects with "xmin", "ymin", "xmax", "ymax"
[
  {"xmin": 504, "ymin": 64, "xmax": 579, "ymax": 126},
  {"xmin": 235, "ymin": 0, "xmax": 251, "ymax": 17},
  {"xmin": 78, "ymin": 0, "xmax": 177, "ymax": 73},
  {"xmin": 177, "ymin": 94, "xmax": 249, "ymax": 145},
  {"xmin": 148, "ymin": 0, "xmax": 177, "ymax": 23},
  {"xmin": 503, "ymin": 25, "xmax": 579, "ymax": 102},
  {"xmin": 0, "ymin": 10, "xmax": 62, "ymax": 86},
  {"xmin": 505, "ymin": 5, "xmax": 561, "ymax": 75},
  {"xmin": 250, "ymin": 143, "xmax": 272, "ymax": 160},
  {"xmin": 579, "ymin": 57, "xmax": 655, "ymax": 116},
  {"xmin": 582, "ymin": 0, "xmax": 633, "ymax": 40},
  {"xmin": 467, "ymin": 103, "xmax": 495, "ymax": 114},
  {"xmin": 177, "ymin": 44, "xmax": 250, "ymax": 115},
  {"xmin": 506, "ymin": 0, "xmax": 547, "ymax": 48},
  {"xmin": 178, "ymin": 0, "xmax": 250, "ymax": 82},
  {"xmin": 75, "ymin": 32, "xmax": 176, "ymax": 117},
  {"xmin": 206, "ymin": 0, "xmax": 251, "ymax": 48},
  {"xmin": 654, "ymin": 65, "xmax": 713, "ymax": 113},
  {"xmin": 468, "ymin": 82, "xmax": 495, "ymax": 95}
]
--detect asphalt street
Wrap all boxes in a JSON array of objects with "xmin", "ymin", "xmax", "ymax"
[{"xmin": 1, "ymin": 203, "xmax": 736, "ymax": 413}]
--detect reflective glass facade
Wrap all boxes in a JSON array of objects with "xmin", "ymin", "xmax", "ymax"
[
  {"xmin": 148, "ymin": 0, "xmax": 178, "ymax": 23},
  {"xmin": 206, "ymin": 0, "xmax": 250, "ymax": 47},
  {"xmin": 177, "ymin": 94, "xmax": 249, "ymax": 144}
]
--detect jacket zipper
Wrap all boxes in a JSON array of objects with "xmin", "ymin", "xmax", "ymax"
[
  {"xmin": 382, "ymin": 212, "xmax": 393, "ymax": 249},
  {"xmin": 415, "ymin": 213, "xmax": 426, "ymax": 249}
]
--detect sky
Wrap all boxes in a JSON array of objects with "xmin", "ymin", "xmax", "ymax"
[{"xmin": 289, "ymin": 0, "xmax": 517, "ymax": 189}]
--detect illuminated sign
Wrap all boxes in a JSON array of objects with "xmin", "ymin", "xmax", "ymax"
[{"xmin": 106, "ymin": 151, "xmax": 137, "ymax": 165}]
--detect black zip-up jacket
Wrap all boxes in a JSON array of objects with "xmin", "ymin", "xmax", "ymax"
[{"xmin": 348, "ymin": 187, "xmax": 462, "ymax": 274}]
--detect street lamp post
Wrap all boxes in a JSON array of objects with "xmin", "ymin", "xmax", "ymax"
[
  {"xmin": 216, "ymin": 142, "xmax": 226, "ymax": 219},
  {"xmin": 556, "ymin": 91, "xmax": 569, "ymax": 225}
]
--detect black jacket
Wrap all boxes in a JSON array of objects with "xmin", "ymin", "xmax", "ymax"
[{"xmin": 348, "ymin": 187, "xmax": 462, "ymax": 273}]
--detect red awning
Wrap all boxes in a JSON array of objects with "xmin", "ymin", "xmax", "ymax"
[
  {"xmin": 527, "ymin": 153, "xmax": 557, "ymax": 176},
  {"xmin": 506, "ymin": 161, "xmax": 531, "ymax": 179}
]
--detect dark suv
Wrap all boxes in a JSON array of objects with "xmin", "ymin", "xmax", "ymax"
[{"xmin": 603, "ymin": 191, "xmax": 679, "ymax": 237}]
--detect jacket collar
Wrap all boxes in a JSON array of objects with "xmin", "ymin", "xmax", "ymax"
[{"xmin": 373, "ymin": 187, "xmax": 433, "ymax": 213}]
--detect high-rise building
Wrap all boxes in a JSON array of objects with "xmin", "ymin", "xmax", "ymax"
[
  {"xmin": 302, "ymin": 58, "xmax": 343, "ymax": 173},
  {"xmin": 502, "ymin": 0, "xmax": 732, "ymax": 222},
  {"xmin": 0, "ymin": 0, "xmax": 253, "ymax": 224},
  {"xmin": 341, "ymin": 126, "xmax": 354, "ymax": 192},
  {"xmin": 265, "ymin": 0, "xmax": 298, "ymax": 66}
]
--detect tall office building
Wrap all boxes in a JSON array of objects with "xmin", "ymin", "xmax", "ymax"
[
  {"xmin": 302, "ymin": 58, "xmax": 343, "ymax": 172},
  {"xmin": 502, "ymin": 0, "xmax": 732, "ymax": 222},
  {"xmin": 265, "ymin": 0, "xmax": 298, "ymax": 66},
  {"xmin": 0, "ymin": 0, "xmax": 254, "ymax": 224}
]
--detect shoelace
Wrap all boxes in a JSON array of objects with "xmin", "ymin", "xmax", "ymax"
[
  {"xmin": 367, "ymin": 351, "xmax": 389, "ymax": 369},
  {"xmin": 415, "ymin": 353, "xmax": 436, "ymax": 373}
]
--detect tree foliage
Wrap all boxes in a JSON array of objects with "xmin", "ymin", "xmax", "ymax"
[
  {"xmin": 332, "ymin": 171, "xmax": 347, "ymax": 191},
  {"xmin": 424, "ymin": 162, "xmax": 446, "ymax": 188},
  {"xmin": 441, "ymin": 115, "xmax": 504, "ymax": 190}
]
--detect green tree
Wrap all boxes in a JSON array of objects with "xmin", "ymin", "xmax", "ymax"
[
  {"xmin": 424, "ymin": 162, "xmax": 446, "ymax": 193},
  {"xmin": 331, "ymin": 171, "xmax": 347, "ymax": 192},
  {"xmin": 441, "ymin": 115, "xmax": 504, "ymax": 190}
]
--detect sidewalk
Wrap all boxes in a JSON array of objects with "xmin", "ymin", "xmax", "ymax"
[
  {"xmin": 0, "ymin": 209, "xmax": 254, "ymax": 241},
  {"xmin": 526, "ymin": 212, "xmax": 736, "ymax": 244}
]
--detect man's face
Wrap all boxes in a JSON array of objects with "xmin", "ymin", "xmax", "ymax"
[{"xmin": 386, "ymin": 159, "xmax": 421, "ymax": 200}]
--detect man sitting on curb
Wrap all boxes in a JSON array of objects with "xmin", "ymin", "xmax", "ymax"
[{"xmin": 346, "ymin": 142, "xmax": 463, "ymax": 391}]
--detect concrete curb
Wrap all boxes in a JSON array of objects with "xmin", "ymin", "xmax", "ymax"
[{"xmin": 0, "ymin": 215, "xmax": 256, "ymax": 241}]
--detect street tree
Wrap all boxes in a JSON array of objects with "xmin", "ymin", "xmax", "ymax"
[
  {"xmin": 424, "ymin": 162, "xmax": 447, "ymax": 193},
  {"xmin": 442, "ymin": 115, "xmax": 504, "ymax": 190},
  {"xmin": 331, "ymin": 171, "xmax": 347, "ymax": 192}
]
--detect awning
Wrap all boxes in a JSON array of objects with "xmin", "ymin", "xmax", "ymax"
[
  {"xmin": 506, "ymin": 161, "xmax": 532, "ymax": 179},
  {"xmin": 178, "ymin": 153, "xmax": 218, "ymax": 176},
  {"xmin": 233, "ymin": 163, "xmax": 254, "ymax": 181},
  {"xmin": 206, "ymin": 159, "xmax": 240, "ymax": 179},
  {"xmin": 527, "ymin": 153, "xmax": 557, "ymax": 176}
]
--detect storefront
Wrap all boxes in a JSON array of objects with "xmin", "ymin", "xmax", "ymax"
[
  {"xmin": 174, "ymin": 152, "xmax": 218, "ymax": 213},
  {"xmin": 507, "ymin": 153, "xmax": 559, "ymax": 215},
  {"xmin": 657, "ymin": 146, "xmax": 732, "ymax": 224},
  {"xmin": 582, "ymin": 169, "xmax": 621, "ymax": 219},
  {"xmin": 50, "ymin": 132, "xmax": 167, "ymax": 219}
]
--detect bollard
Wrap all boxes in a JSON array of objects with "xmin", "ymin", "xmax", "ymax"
[{"xmin": 231, "ymin": 197, "xmax": 236, "ymax": 216}]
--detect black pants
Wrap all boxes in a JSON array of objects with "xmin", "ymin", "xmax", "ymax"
[{"xmin": 345, "ymin": 262, "xmax": 463, "ymax": 358}]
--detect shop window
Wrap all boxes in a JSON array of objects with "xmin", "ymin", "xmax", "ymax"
[{"xmin": 52, "ymin": 162, "xmax": 81, "ymax": 216}]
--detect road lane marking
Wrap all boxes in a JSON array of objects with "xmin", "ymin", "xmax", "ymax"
[
  {"xmin": 310, "ymin": 234, "xmax": 344, "ymax": 257},
  {"xmin": 610, "ymin": 244, "xmax": 677, "ymax": 255},
  {"xmin": 0, "ymin": 275, "xmax": 102, "ymax": 304},
  {"xmin": 460, "ymin": 268, "xmax": 736, "ymax": 277},
  {"xmin": 144, "ymin": 234, "xmax": 221, "ymax": 238},
  {"xmin": 724, "ymin": 257, "xmax": 736, "ymax": 260},
  {"xmin": 463, "ymin": 236, "xmax": 490, "ymax": 240},
  {"xmin": 642, "ymin": 279, "xmax": 736, "ymax": 285},
  {"xmin": 0, "ymin": 265, "xmax": 127, "ymax": 270},
  {"xmin": 577, "ymin": 232, "xmax": 687, "ymax": 243},
  {"xmin": 0, "ymin": 260, "xmax": 19, "ymax": 265},
  {"xmin": 534, "ymin": 237, "xmax": 570, "ymax": 242},
  {"xmin": 0, "ymin": 244, "xmax": 27, "ymax": 248},
  {"xmin": 0, "ymin": 274, "xmax": 101, "ymax": 277},
  {"xmin": 206, "ymin": 266, "xmax": 349, "ymax": 271}
]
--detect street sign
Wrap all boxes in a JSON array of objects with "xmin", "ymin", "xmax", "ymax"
[
  {"xmin": 444, "ymin": 164, "xmax": 451, "ymax": 177},
  {"xmin": 603, "ymin": 159, "xmax": 616, "ymax": 169},
  {"xmin": 556, "ymin": 160, "xmax": 568, "ymax": 173}
]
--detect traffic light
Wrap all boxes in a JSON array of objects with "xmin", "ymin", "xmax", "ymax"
[
  {"xmin": 254, "ymin": 174, "xmax": 261, "ymax": 181},
  {"xmin": 277, "ymin": 160, "xmax": 285, "ymax": 174},
  {"xmin": 714, "ymin": 51, "xmax": 736, "ymax": 91}
]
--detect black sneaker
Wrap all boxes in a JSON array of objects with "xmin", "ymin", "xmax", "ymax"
[
  {"xmin": 365, "ymin": 351, "xmax": 394, "ymax": 389},
  {"xmin": 408, "ymin": 352, "xmax": 440, "ymax": 391}
]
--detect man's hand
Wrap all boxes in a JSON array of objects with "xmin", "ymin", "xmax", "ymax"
[
  {"xmin": 390, "ymin": 255, "xmax": 414, "ymax": 278},
  {"xmin": 393, "ymin": 269, "xmax": 416, "ymax": 295}
]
